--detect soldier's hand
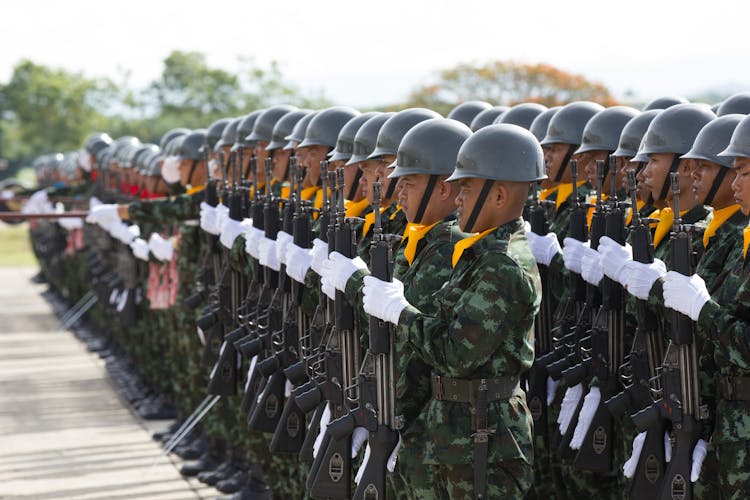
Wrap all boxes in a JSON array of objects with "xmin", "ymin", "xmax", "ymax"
[
  {"xmin": 562, "ymin": 237, "xmax": 588, "ymax": 274},
  {"xmin": 663, "ymin": 271, "xmax": 711, "ymax": 321},
  {"xmin": 581, "ymin": 246, "xmax": 603, "ymax": 285},
  {"xmin": 598, "ymin": 236, "xmax": 632, "ymax": 285},
  {"xmin": 623, "ymin": 259, "xmax": 666, "ymax": 300},
  {"xmin": 526, "ymin": 230, "xmax": 562, "ymax": 266},
  {"xmin": 363, "ymin": 276, "xmax": 410, "ymax": 325},
  {"xmin": 691, "ymin": 439, "xmax": 707, "ymax": 482},
  {"xmin": 622, "ymin": 431, "xmax": 647, "ymax": 478},
  {"xmin": 325, "ymin": 251, "xmax": 368, "ymax": 292}
]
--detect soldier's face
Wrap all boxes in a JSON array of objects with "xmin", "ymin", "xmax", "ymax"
[
  {"xmin": 253, "ymin": 141, "xmax": 270, "ymax": 168},
  {"xmin": 271, "ymin": 149, "xmax": 291, "ymax": 182},
  {"xmin": 358, "ymin": 160, "xmax": 381, "ymax": 204},
  {"xmin": 641, "ymin": 153, "xmax": 674, "ymax": 202},
  {"xmin": 375, "ymin": 156, "xmax": 397, "ymax": 202},
  {"xmin": 731, "ymin": 157, "xmax": 750, "ymax": 215},
  {"xmin": 544, "ymin": 143, "xmax": 572, "ymax": 184},
  {"xmin": 300, "ymin": 145, "xmax": 329, "ymax": 187},
  {"xmin": 398, "ymin": 173, "xmax": 428, "ymax": 222},
  {"xmin": 692, "ymin": 160, "xmax": 735, "ymax": 208},
  {"xmin": 580, "ymin": 150, "xmax": 609, "ymax": 192},
  {"xmin": 455, "ymin": 177, "xmax": 494, "ymax": 232},
  {"xmin": 341, "ymin": 164, "xmax": 364, "ymax": 201}
]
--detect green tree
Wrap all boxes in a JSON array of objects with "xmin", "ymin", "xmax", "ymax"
[
  {"xmin": 0, "ymin": 60, "xmax": 113, "ymax": 164},
  {"xmin": 402, "ymin": 60, "xmax": 618, "ymax": 116}
]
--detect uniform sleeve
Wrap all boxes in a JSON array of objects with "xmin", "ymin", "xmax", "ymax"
[
  {"xmin": 127, "ymin": 193, "xmax": 201, "ymax": 225},
  {"xmin": 401, "ymin": 254, "xmax": 537, "ymax": 378},
  {"xmin": 698, "ymin": 286, "xmax": 750, "ymax": 371}
]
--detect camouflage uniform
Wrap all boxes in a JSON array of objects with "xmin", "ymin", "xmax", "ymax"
[{"xmin": 399, "ymin": 218, "xmax": 540, "ymax": 499}]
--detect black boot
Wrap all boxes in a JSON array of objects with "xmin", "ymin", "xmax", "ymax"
[
  {"xmin": 216, "ymin": 469, "xmax": 249, "ymax": 494},
  {"xmin": 180, "ymin": 451, "xmax": 219, "ymax": 477}
]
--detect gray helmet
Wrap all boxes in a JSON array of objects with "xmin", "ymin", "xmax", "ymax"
[
  {"xmin": 368, "ymin": 108, "xmax": 442, "ymax": 160},
  {"xmin": 469, "ymin": 106, "xmax": 509, "ymax": 132},
  {"xmin": 284, "ymin": 111, "xmax": 318, "ymax": 150},
  {"xmin": 529, "ymin": 106, "xmax": 561, "ymax": 142},
  {"xmin": 206, "ymin": 118, "xmax": 232, "ymax": 150},
  {"xmin": 681, "ymin": 114, "xmax": 744, "ymax": 168},
  {"xmin": 215, "ymin": 117, "xmax": 242, "ymax": 150},
  {"xmin": 495, "ymin": 103, "xmax": 548, "ymax": 130},
  {"xmin": 118, "ymin": 143, "xmax": 140, "ymax": 168},
  {"xmin": 146, "ymin": 151, "xmax": 162, "ymax": 177},
  {"xmin": 159, "ymin": 128, "xmax": 190, "ymax": 150},
  {"xmin": 347, "ymin": 113, "xmax": 395, "ymax": 165},
  {"xmin": 267, "ymin": 110, "xmax": 311, "ymax": 151},
  {"xmin": 246, "ymin": 105, "xmax": 298, "ymax": 144},
  {"xmin": 134, "ymin": 144, "xmax": 160, "ymax": 174},
  {"xmin": 85, "ymin": 133, "xmax": 112, "ymax": 156},
  {"xmin": 540, "ymin": 101, "xmax": 604, "ymax": 146},
  {"xmin": 447, "ymin": 124, "xmax": 546, "ymax": 183},
  {"xmin": 233, "ymin": 110, "xmax": 264, "ymax": 150},
  {"xmin": 178, "ymin": 131, "xmax": 208, "ymax": 160},
  {"xmin": 575, "ymin": 106, "xmax": 640, "ymax": 154},
  {"xmin": 612, "ymin": 109, "xmax": 661, "ymax": 158},
  {"xmin": 711, "ymin": 102, "xmax": 722, "ymax": 114},
  {"xmin": 642, "ymin": 96, "xmax": 688, "ymax": 111},
  {"xmin": 165, "ymin": 134, "xmax": 186, "ymax": 158},
  {"xmin": 447, "ymin": 101, "xmax": 492, "ymax": 127},
  {"xmin": 389, "ymin": 118, "xmax": 472, "ymax": 178},
  {"xmin": 297, "ymin": 106, "xmax": 360, "ymax": 149},
  {"xmin": 719, "ymin": 114, "xmax": 750, "ymax": 160},
  {"xmin": 110, "ymin": 137, "xmax": 141, "ymax": 166},
  {"xmin": 637, "ymin": 103, "xmax": 716, "ymax": 157},
  {"xmin": 717, "ymin": 92, "xmax": 750, "ymax": 117},
  {"xmin": 328, "ymin": 112, "xmax": 380, "ymax": 162}
]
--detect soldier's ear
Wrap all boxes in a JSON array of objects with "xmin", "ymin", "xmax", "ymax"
[{"xmin": 493, "ymin": 182, "xmax": 506, "ymax": 209}]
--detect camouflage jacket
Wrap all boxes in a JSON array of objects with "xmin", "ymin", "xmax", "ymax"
[
  {"xmin": 399, "ymin": 217, "xmax": 541, "ymax": 465},
  {"xmin": 127, "ymin": 190, "xmax": 204, "ymax": 226}
]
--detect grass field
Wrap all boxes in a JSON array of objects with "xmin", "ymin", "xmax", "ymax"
[{"xmin": 0, "ymin": 222, "xmax": 37, "ymax": 267}]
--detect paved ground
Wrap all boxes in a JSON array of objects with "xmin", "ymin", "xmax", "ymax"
[{"xmin": 0, "ymin": 267, "xmax": 216, "ymax": 500}]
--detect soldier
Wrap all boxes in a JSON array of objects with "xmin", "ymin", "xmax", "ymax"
[
  {"xmin": 469, "ymin": 105, "xmax": 509, "ymax": 131},
  {"xmin": 446, "ymin": 100, "xmax": 492, "ymax": 127},
  {"xmin": 495, "ymin": 102, "xmax": 548, "ymax": 130},
  {"xmin": 362, "ymin": 123, "xmax": 544, "ymax": 498},
  {"xmin": 322, "ymin": 117, "xmax": 472, "ymax": 498},
  {"xmin": 661, "ymin": 113, "xmax": 750, "ymax": 499}
]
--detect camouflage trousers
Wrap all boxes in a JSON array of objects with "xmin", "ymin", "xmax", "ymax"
[
  {"xmin": 426, "ymin": 460, "xmax": 532, "ymax": 499},
  {"xmin": 392, "ymin": 434, "xmax": 433, "ymax": 499},
  {"xmin": 715, "ymin": 440, "xmax": 750, "ymax": 500}
]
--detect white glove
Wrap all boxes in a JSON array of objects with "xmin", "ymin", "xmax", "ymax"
[
  {"xmin": 355, "ymin": 443, "xmax": 372, "ymax": 485},
  {"xmin": 558, "ymin": 383, "xmax": 583, "ymax": 435},
  {"xmin": 58, "ymin": 217, "xmax": 84, "ymax": 230},
  {"xmin": 663, "ymin": 271, "xmax": 711, "ymax": 322},
  {"xmin": 312, "ymin": 404, "xmax": 331, "ymax": 460},
  {"xmin": 310, "ymin": 238, "xmax": 330, "ymax": 276},
  {"xmin": 598, "ymin": 236, "xmax": 632, "ymax": 285},
  {"xmin": 258, "ymin": 236, "xmax": 281, "ymax": 271},
  {"xmin": 285, "ymin": 243, "xmax": 313, "ymax": 283},
  {"xmin": 109, "ymin": 222, "xmax": 136, "ymax": 244},
  {"xmin": 546, "ymin": 377, "xmax": 559, "ymax": 406},
  {"xmin": 324, "ymin": 251, "xmax": 369, "ymax": 292},
  {"xmin": 219, "ymin": 218, "xmax": 244, "ymax": 249},
  {"xmin": 665, "ymin": 431, "xmax": 672, "ymax": 463},
  {"xmin": 86, "ymin": 204, "xmax": 120, "ymax": 227},
  {"xmin": 321, "ymin": 275, "xmax": 337, "ymax": 300},
  {"xmin": 570, "ymin": 386, "xmax": 601, "ymax": 449},
  {"xmin": 130, "ymin": 238, "xmax": 150, "ymax": 261},
  {"xmin": 116, "ymin": 289, "xmax": 129, "ymax": 313},
  {"xmin": 351, "ymin": 427, "xmax": 369, "ymax": 458},
  {"xmin": 199, "ymin": 202, "xmax": 219, "ymax": 234},
  {"xmin": 527, "ymin": 231, "xmax": 562, "ymax": 266},
  {"xmin": 363, "ymin": 276, "xmax": 410, "ymax": 325},
  {"xmin": 244, "ymin": 225, "xmax": 264, "ymax": 258},
  {"xmin": 148, "ymin": 233, "xmax": 174, "ymax": 261},
  {"xmin": 562, "ymin": 237, "xmax": 588, "ymax": 274},
  {"xmin": 387, "ymin": 432, "xmax": 402, "ymax": 473},
  {"xmin": 216, "ymin": 204, "xmax": 229, "ymax": 233},
  {"xmin": 623, "ymin": 259, "xmax": 666, "ymax": 300},
  {"xmin": 691, "ymin": 439, "xmax": 707, "ymax": 482},
  {"xmin": 275, "ymin": 231, "xmax": 293, "ymax": 265},
  {"xmin": 581, "ymin": 246, "xmax": 604, "ymax": 286},
  {"xmin": 127, "ymin": 225, "xmax": 140, "ymax": 239},
  {"xmin": 623, "ymin": 431, "xmax": 647, "ymax": 478},
  {"xmin": 89, "ymin": 196, "xmax": 102, "ymax": 210}
]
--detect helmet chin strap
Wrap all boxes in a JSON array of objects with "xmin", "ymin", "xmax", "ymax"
[
  {"xmin": 187, "ymin": 160, "xmax": 199, "ymax": 186},
  {"xmin": 462, "ymin": 179, "xmax": 494, "ymax": 233},
  {"xmin": 553, "ymin": 145, "xmax": 577, "ymax": 183},
  {"xmin": 347, "ymin": 168, "xmax": 363, "ymax": 201},
  {"xmin": 634, "ymin": 162, "xmax": 654, "ymax": 205},
  {"xmin": 413, "ymin": 175, "xmax": 439, "ymax": 224},
  {"xmin": 702, "ymin": 167, "xmax": 729, "ymax": 206},
  {"xmin": 655, "ymin": 155, "xmax": 682, "ymax": 202}
]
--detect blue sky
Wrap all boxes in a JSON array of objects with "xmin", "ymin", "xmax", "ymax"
[{"xmin": 2, "ymin": 0, "xmax": 748, "ymax": 106}]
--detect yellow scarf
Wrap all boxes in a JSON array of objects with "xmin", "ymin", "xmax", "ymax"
[
  {"xmin": 345, "ymin": 198, "xmax": 369, "ymax": 218},
  {"xmin": 300, "ymin": 186, "xmax": 320, "ymax": 201},
  {"xmin": 703, "ymin": 205, "xmax": 741, "ymax": 249},
  {"xmin": 743, "ymin": 226, "xmax": 750, "ymax": 259},
  {"xmin": 402, "ymin": 222, "xmax": 438, "ymax": 266},
  {"xmin": 280, "ymin": 185, "xmax": 291, "ymax": 200},
  {"xmin": 186, "ymin": 184, "xmax": 205, "ymax": 195},
  {"xmin": 539, "ymin": 186, "xmax": 558, "ymax": 201},
  {"xmin": 362, "ymin": 207, "xmax": 388, "ymax": 238},
  {"xmin": 555, "ymin": 181, "xmax": 587, "ymax": 212},
  {"xmin": 452, "ymin": 227, "xmax": 495, "ymax": 268},
  {"xmin": 653, "ymin": 208, "xmax": 690, "ymax": 248},
  {"xmin": 389, "ymin": 206, "xmax": 403, "ymax": 220},
  {"xmin": 625, "ymin": 199, "xmax": 646, "ymax": 226}
]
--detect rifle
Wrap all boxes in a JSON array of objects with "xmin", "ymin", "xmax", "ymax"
[
  {"xmin": 605, "ymin": 168, "xmax": 666, "ymax": 497},
  {"xmin": 327, "ymin": 180, "xmax": 401, "ymax": 499},
  {"xmin": 526, "ymin": 182, "xmax": 554, "ymax": 442},
  {"xmin": 308, "ymin": 167, "xmax": 357, "ymax": 499},
  {"xmin": 631, "ymin": 172, "xmax": 706, "ymax": 500}
]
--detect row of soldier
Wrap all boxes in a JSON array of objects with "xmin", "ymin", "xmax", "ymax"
[{"xmin": 13, "ymin": 91, "xmax": 750, "ymax": 499}]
